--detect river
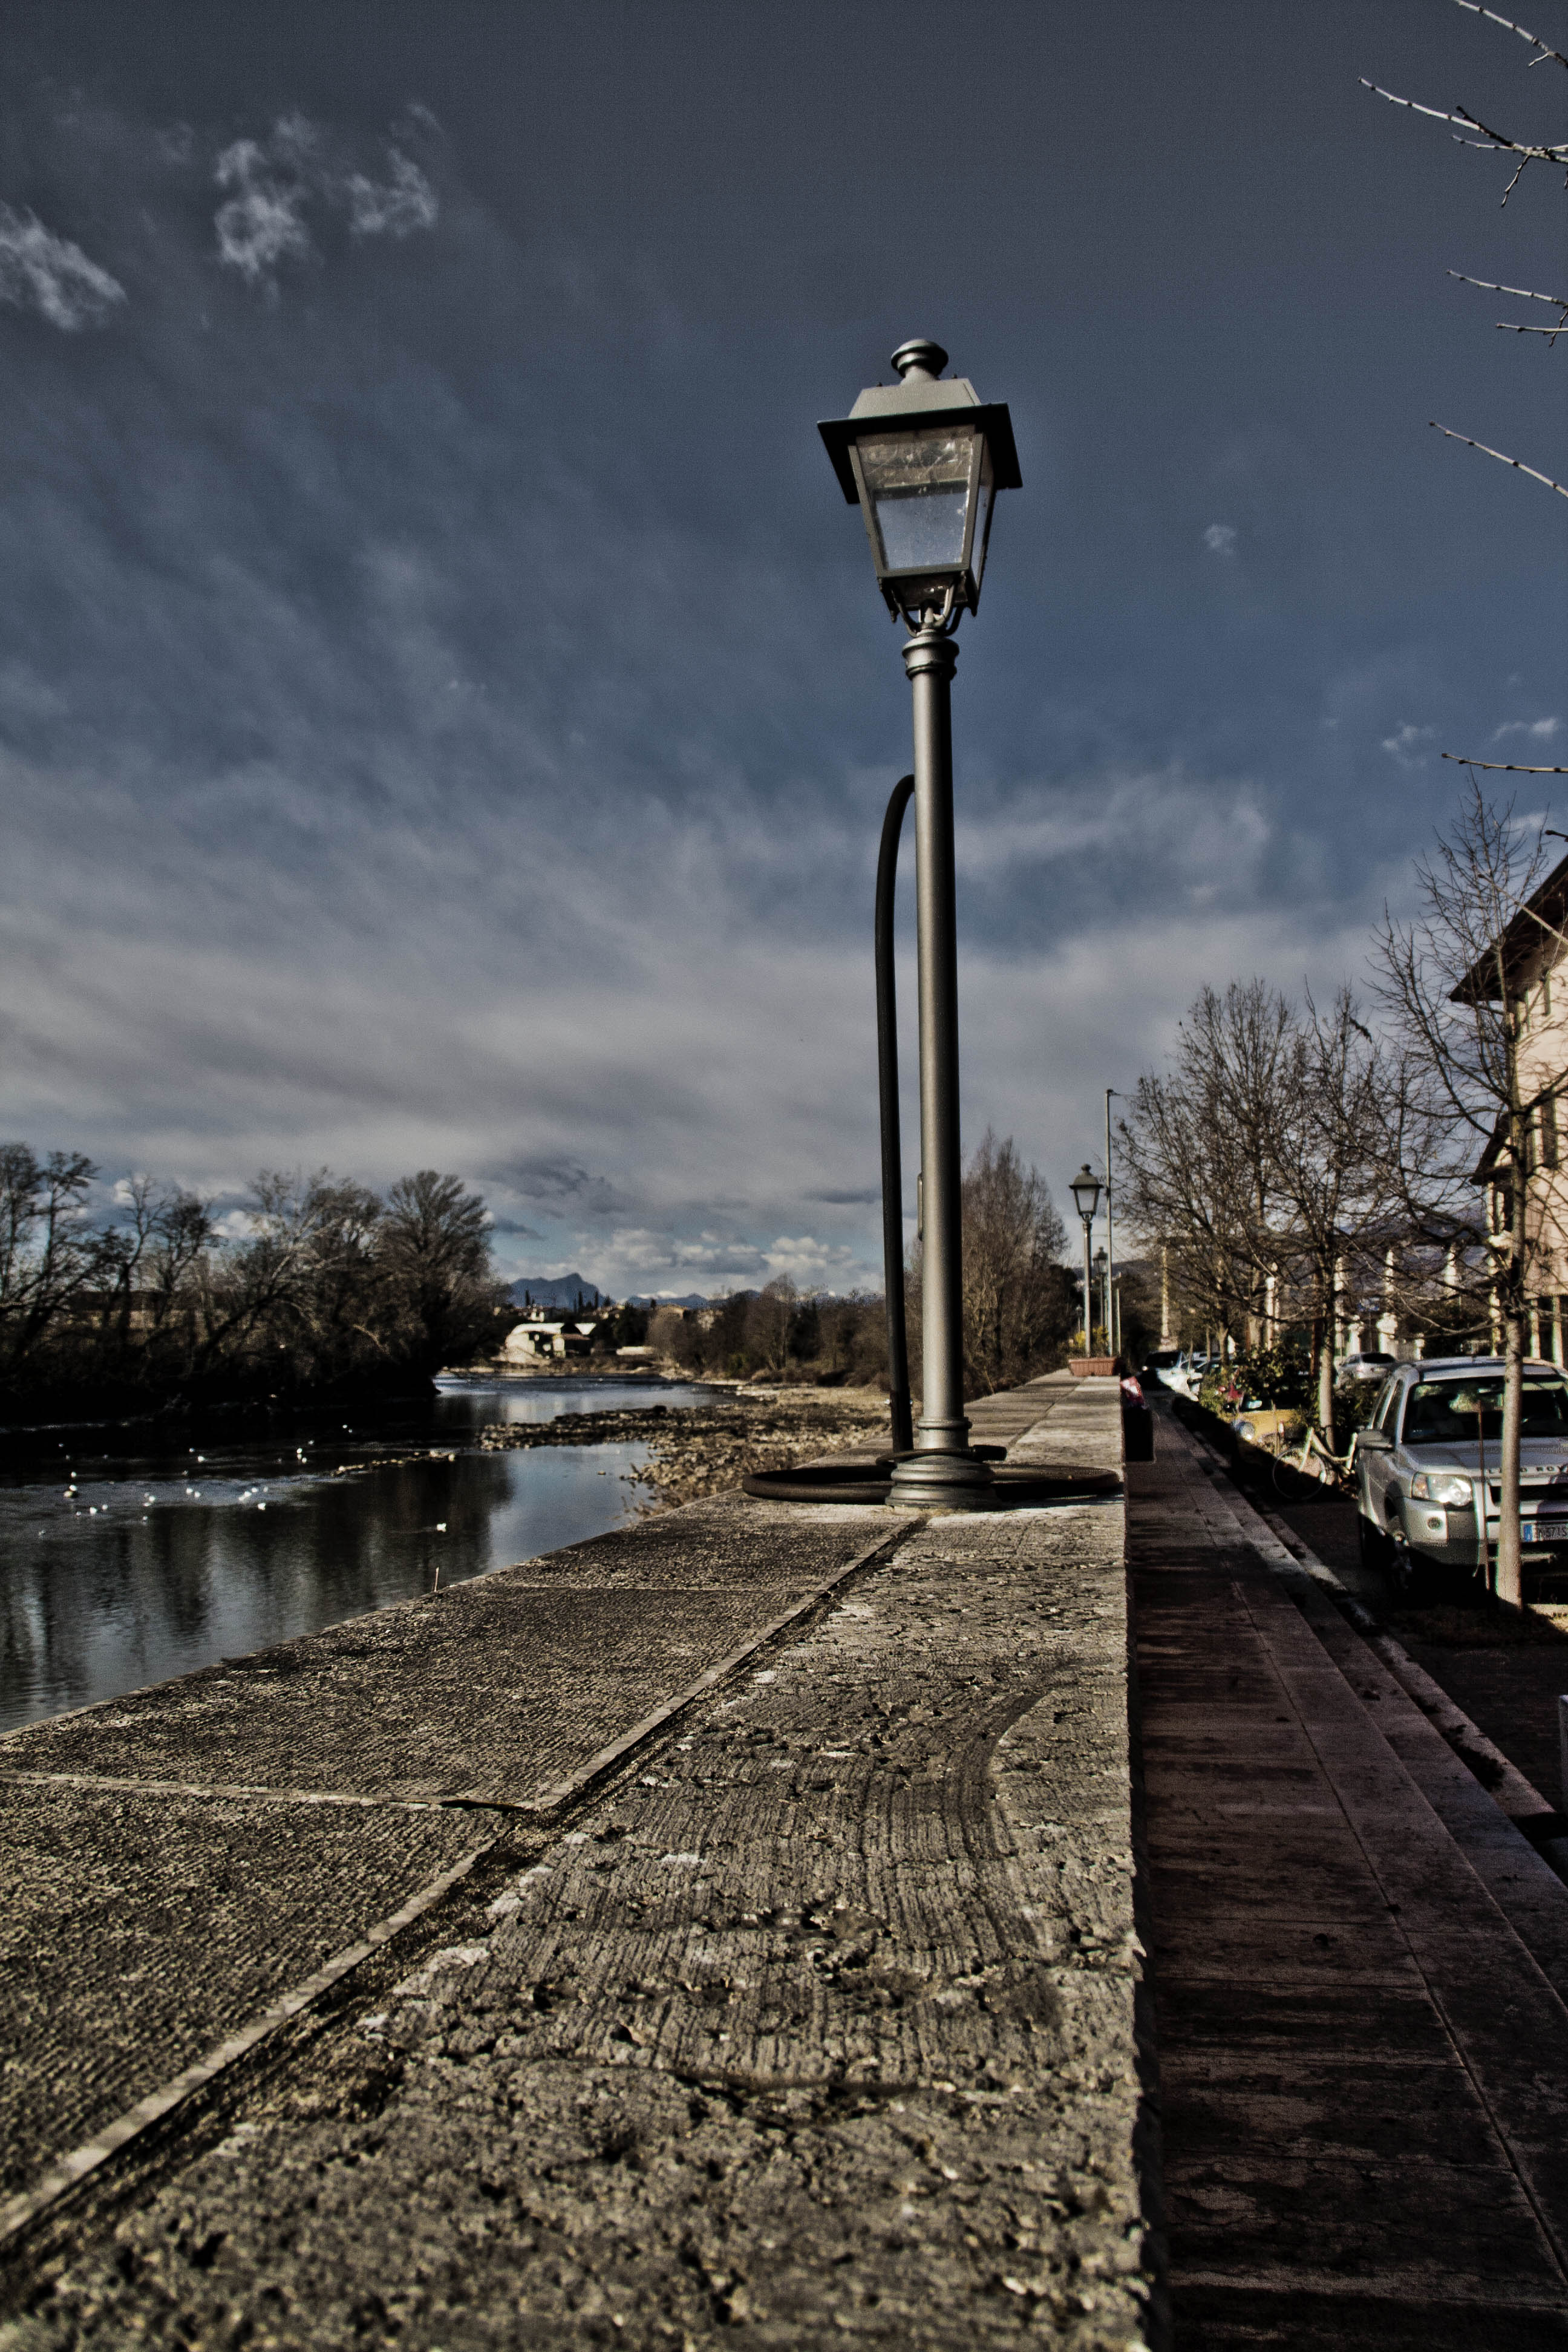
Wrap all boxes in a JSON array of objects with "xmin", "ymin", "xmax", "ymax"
[{"xmin": 0, "ymin": 1376, "xmax": 712, "ymax": 1735}]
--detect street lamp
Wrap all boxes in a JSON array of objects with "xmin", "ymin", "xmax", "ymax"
[
  {"xmin": 821, "ymin": 339, "xmax": 1021, "ymax": 1511},
  {"xmin": 1070, "ymin": 1165, "xmax": 1103, "ymax": 1357}
]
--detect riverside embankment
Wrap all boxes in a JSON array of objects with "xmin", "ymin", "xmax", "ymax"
[
  {"xmin": 16, "ymin": 1374, "xmax": 1568, "ymax": 2344},
  {"xmin": 0, "ymin": 1374, "xmax": 1157, "ymax": 2348}
]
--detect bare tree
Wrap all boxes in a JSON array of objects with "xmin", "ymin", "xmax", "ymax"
[
  {"xmin": 142, "ymin": 1187, "xmax": 217, "ymax": 1345},
  {"xmin": 87, "ymin": 1175, "xmax": 218, "ymax": 1367},
  {"xmin": 958, "ymin": 1130, "xmax": 1071, "ymax": 1394},
  {"xmin": 904, "ymin": 1133, "xmax": 1073, "ymax": 1397},
  {"xmin": 1365, "ymin": 1, "xmax": 1568, "ymax": 778},
  {"xmin": 1119, "ymin": 983, "xmax": 1294, "ymax": 1355},
  {"xmin": 1269, "ymin": 988, "xmax": 1402, "ymax": 1442},
  {"xmin": 194, "ymin": 1168, "xmax": 407, "ymax": 1386},
  {"xmin": 0, "ymin": 1144, "xmax": 509, "ymax": 1413},
  {"xmin": 1372, "ymin": 782, "xmax": 1567, "ymax": 1604},
  {"xmin": 0, "ymin": 1145, "xmax": 97, "ymax": 1383},
  {"xmin": 1120, "ymin": 984, "xmax": 1408, "ymax": 1440},
  {"xmin": 745, "ymin": 1276, "xmax": 798, "ymax": 1376},
  {"xmin": 380, "ymin": 1169, "xmax": 503, "ymax": 1370}
]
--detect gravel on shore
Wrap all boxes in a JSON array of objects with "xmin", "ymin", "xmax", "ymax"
[{"xmin": 475, "ymin": 1388, "xmax": 893, "ymax": 1509}]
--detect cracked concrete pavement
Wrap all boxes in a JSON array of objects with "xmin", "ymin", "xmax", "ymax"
[{"xmin": 2, "ymin": 1379, "xmax": 1158, "ymax": 2350}]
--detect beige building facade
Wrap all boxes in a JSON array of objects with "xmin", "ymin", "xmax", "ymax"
[{"xmin": 1465, "ymin": 852, "xmax": 1568, "ymax": 1366}]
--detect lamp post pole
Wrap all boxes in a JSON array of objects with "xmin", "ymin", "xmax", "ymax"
[
  {"xmin": 1070, "ymin": 1165, "xmax": 1103, "ymax": 1360},
  {"xmin": 890, "ymin": 623, "xmax": 991, "ymax": 1504},
  {"xmin": 875, "ymin": 776, "xmax": 916, "ymax": 1458},
  {"xmin": 818, "ymin": 338, "xmax": 1021, "ymax": 1511}
]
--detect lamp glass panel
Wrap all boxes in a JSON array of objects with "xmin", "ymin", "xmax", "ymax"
[
  {"xmin": 857, "ymin": 422, "xmax": 976, "ymax": 576},
  {"xmin": 969, "ymin": 439, "xmax": 996, "ymax": 594}
]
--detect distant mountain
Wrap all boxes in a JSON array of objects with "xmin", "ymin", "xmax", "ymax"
[
  {"xmin": 506, "ymin": 1273, "xmax": 605, "ymax": 1311},
  {"xmin": 505, "ymin": 1277, "xmax": 719, "ymax": 1313}
]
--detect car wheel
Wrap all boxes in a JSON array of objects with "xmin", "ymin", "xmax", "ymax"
[
  {"xmin": 1357, "ymin": 1511, "xmax": 1393, "ymax": 1573},
  {"xmin": 1387, "ymin": 1534, "xmax": 1429, "ymax": 1602}
]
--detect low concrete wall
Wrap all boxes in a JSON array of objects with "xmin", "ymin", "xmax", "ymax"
[{"xmin": 2, "ymin": 1375, "xmax": 1160, "ymax": 2348}]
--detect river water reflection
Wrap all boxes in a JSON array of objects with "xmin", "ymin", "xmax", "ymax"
[{"xmin": 0, "ymin": 1377, "xmax": 711, "ymax": 1734}]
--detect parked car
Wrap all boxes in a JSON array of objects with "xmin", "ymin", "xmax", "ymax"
[
  {"xmin": 1231, "ymin": 1405, "xmax": 1308, "ymax": 1453},
  {"xmin": 1121, "ymin": 1374, "xmax": 1154, "ymax": 1460},
  {"xmin": 1142, "ymin": 1348, "xmax": 1182, "ymax": 1388},
  {"xmin": 1353, "ymin": 1355, "xmax": 1568, "ymax": 1596},
  {"xmin": 1339, "ymin": 1351, "xmax": 1397, "ymax": 1383}
]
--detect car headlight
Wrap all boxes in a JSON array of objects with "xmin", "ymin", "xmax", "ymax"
[
  {"xmin": 1233, "ymin": 1419, "xmax": 1255, "ymax": 1442},
  {"xmin": 1410, "ymin": 1473, "xmax": 1473, "ymax": 1507}
]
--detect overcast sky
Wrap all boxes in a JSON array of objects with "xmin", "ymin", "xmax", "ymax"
[{"xmin": 1, "ymin": 0, "xmax": 1563, "ymax": 1296}]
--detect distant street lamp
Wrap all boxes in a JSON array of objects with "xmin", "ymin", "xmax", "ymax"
[
  {"xmin": 821, "ymin": 339, "xmax": 1021, "ymax": 1511},
  {"xmin": 1070, "ymin": 1165, "xmax": 1103, "ymax": 1355}
]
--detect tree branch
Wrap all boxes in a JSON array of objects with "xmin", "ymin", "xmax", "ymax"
[
  {"xmin": 1360, "ymin": 80, "xmax": 1481, "ymax": 131},
  {"xmin": 1451, "ymin": 0, "xmax": 1568, "ymax": 74},
  {"xmin": 1441, "ymin": 753, "xmax": 1568, "ymax": 772},
  {"xmin": 1448, "ymin": 101, "xmax": 1568, "ymax": 161},
  {"xmin": 1450, "ymin": 268, "xmax": 1568, "ymax": 304},
  {"xmin": 1429, "ymin": 422, "xmax": 1568, "ymax": 495}
]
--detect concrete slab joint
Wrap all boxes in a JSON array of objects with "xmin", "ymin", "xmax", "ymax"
[{"xmin": 0, "ymin": 1373, "xmax": 1160, "ymax": 2349}]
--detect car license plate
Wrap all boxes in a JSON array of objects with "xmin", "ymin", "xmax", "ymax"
[{"xmin": 1534, "ymin": 1516, "xmax": 1568, "ymax": 1543}]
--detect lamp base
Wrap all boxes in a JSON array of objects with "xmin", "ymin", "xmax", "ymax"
[{"xmin": 887, "ymin": 1448, "xmax": 999, "ymax": 1512}]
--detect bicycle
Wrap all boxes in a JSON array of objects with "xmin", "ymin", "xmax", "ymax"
[{"xmin": 1270, "ymin": 1420, "xmax": 1354, "ymax": 1497}]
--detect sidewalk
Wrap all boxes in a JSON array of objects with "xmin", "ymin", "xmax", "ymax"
[
  {"xmin": 1, "ymin": 1496, "xmax": 916, "ymax": 2230},
  {"xmin": 1, "ymin": 1377, "xmax": 1159, "ymax": 2350},
  {"xmin": 1134, "ymin": 1403, "xmax": 1568, "ymax": 2348}
]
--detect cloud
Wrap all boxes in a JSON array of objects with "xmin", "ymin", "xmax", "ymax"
[
  {"xmin": 1203, "ymin": 523, "xmax": 1237, "ymax": 555},
  {"xmin": 952, "ymin": 769, "xmax": 1272, "ymax": 894},
  {"xmin": 347, "ymin": 152, "xmax": 439, "ymax": 240},
  {"xmin": 552, "ymin": 1226, "xmax": 874, "ymax": 1296},
  {"xmin": 488, "ymin": 1158, "xmax": 633, "ymax": 1218},
  {"xmin": 1494, "ymin": 716, "xmax": 1561, "ymax": 742},
  {"xmin": 0, "ymin": 203, "xmax": 126, "ymax": 329},
  {"xmin": 214, "ymin": 136, "xmax": 313, "ymax": 285},
  {"xmin": 1380, "ymin": 722, "xmax": 1437, "ymax": 769},
  {"xmin": 214, "ymin": 114, "xmax": 437, "ymax": 287},
  {"xmin": 762, "ymin": 1235, "xmax": 864, "ymax": 1286},
  {"xmin": 599, "ymin": 1229, "xmax": 771, "ymax": 1281},
  {"xmin": 0, "ymin": 74, "xmax": 1517, "ymax": 1321}
]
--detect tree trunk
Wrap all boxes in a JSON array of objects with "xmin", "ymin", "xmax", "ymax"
[
  {"xmin": 1497, "ymin": 1300, "xmax": 1524, "ymax": 1607},
  {"xmin": 1494, "ymin": 1062, "xmax": 1531, "ymax": 1609},
  {"xmin": 1314, "ymin": 1314, "xmax": 1334, "ymax": 1450},
  {"xmin": 1496, "ymin": 1153, "xmax": 1529, "ymax": 1606}
]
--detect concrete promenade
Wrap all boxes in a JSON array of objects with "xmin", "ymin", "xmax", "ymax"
[
  {"xmin": 12, "ymin": 1376, "xmax": 1568, "ymax": 2346},
  {"xmin": 1, "ymin": 1376, "xmax": 1156, "ymax": 2348}
]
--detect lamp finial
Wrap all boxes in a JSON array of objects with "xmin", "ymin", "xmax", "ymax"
[{"xmin": 890, "ymin": 338, "xmax": 947, "ymax": 383}]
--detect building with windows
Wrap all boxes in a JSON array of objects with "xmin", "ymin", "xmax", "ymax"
[
  {"xmin": 1459, "ymin": 851, "xmax": 1568, "ymax": 1367},
  {"xmin": 501, "ymin": 1316, "xmax": 599, "ymax": 1364}
]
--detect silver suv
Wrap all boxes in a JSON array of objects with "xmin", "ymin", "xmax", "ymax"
[{"xmin": 1354, "ymin": 1355, "xmax": 1568, "ymax": 1595}]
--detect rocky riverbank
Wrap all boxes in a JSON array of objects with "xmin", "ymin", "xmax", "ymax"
[{"xmin": 476, "ymin": 1388, "xmax": 892, "ymax": 1508}]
